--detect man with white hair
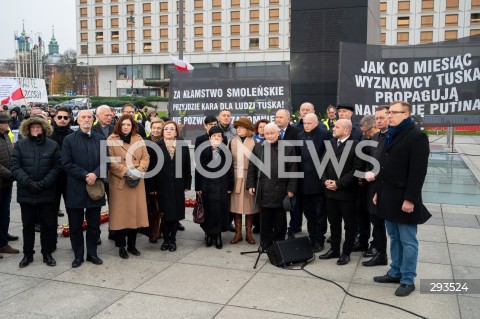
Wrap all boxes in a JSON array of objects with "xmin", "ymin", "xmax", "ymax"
[{"xmin": 92, "ymin": 105, "xmax": 114, "ymax": 138}]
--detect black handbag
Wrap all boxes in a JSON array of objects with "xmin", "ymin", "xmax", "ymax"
[{"xmin": 192, "ymin": 193, "xmax": 205, "ymax": 224}]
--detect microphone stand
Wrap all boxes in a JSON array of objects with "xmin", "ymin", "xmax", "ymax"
[{"xmin": 241, "ymin": 142, "xmax": 265, "ymax": 269}]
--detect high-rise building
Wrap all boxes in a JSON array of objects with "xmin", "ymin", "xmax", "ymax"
[
  {"xmin": 380, "ymin": 0, "xmax": 480, "ymax": 45},
  {"xmin": 76, "ymin": 0, "xmax": 291, "ymax": 97}
]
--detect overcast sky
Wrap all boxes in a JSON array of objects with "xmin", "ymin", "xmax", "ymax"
[{"xmin": 0, "ymin": 0, "xmax": 76, "ymax": 60}]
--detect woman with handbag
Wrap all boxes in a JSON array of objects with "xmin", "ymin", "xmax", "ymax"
[
  {"xmin": 150, "ymin": 121, "xmax": 191, "ymax": 252},
  {"xmin": 195, "ymin": 126, "xmax": 233, "ymax": 249},
  {"xmin": 107, "ymin": 115, "xmax": 150, "ymax": 259}
]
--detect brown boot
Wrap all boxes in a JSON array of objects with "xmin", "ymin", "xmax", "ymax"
[
  {"xmin": 0, "ymin": 244, "xmax": 19, "ymax": 254},
  {"xmin": 230, "ymin": 214, "xmax": 243, "ymax": 244},
  {"xmin": 245, "ymin": 215, "xmax": 256, "ymax": 244}
]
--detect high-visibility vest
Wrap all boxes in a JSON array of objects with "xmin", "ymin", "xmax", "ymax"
[
  {"xmin": 322, "ymin": 118, "xmax": 336, "ymax": 130},
  {"xmin": 8, "ymin": 130, "xmax": 14, "ymax": 143}
]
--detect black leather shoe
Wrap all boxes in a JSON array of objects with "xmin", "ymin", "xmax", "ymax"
[
  {"xmin": 336, "ymin": 254, "xmax": 350, "ymax": 265},
  {"xmin": 87, "ymin": 255, "xmax": 103, "ymax": 265},
  {"xmin": 326, "ymin": 236, "xmax": 331, "ymax": 243},
  {"xmin": 352, "ymin": 241, "xmax": 368, "ymax": 252},
  {"xmin": 395, "ymin": 283, "xmax": 415, "ymax": 296},
  {"xmin": 311, "ymin": 242, "xmax": 324, "ymax": 253},
  {"xmin": 19, "ymin": 255, "xmax": 33, "ymax": 268},
  {"xmin": 205, "ymin": 235, "xmax": 213, "ymax": 247},
  {"xmin": 177, "ymin": 222, "xmax": 185, "ymax": 231},
  {"xmin": 97, "ymin": 238, "xmax": 102, "ymax": 245},
  {"xmin": 228, "ymin": 223, "xmax": 236, "ymax": 232},
  {"xmin": 318, "ymin": 249, "xmax": 340, "ymax": 259},
  {"xmin": 43, "ymin": 254, "xmax": 56, "ymax": 266},
  {"xmin": 363, "ymin": 245, "xmax": 378, "ymax": 257},
  {"xmin": 119, "ymin": 247, "xmax": 129, "ymax": 259},
  {"xmin": 7, "ymin": 233, "xmax": 19, "ymax": 241},
  {"xmin": 169, "ymin": 243, "xmax": 177, "ymax": 252},
  {"xmin": 57, "ymin": 210, "xmax": 65, "ymax": 217},
  {"xmin": 215, "ymin": 234, "xmax": 223, "ymax": 249},
  {"xmin": 160, "ymin": 241, "xmax": 169, "ymax": 251},
  {"xmin": 149, "ymin": 238, "xmax": 158, "ymax": 243},
  {"xmin": 374, "ymin": 273, "xmax": 401, "ymax": 283},
  {"xmin": 127, "ymin": 247, "xmax": 141, "ymax": 256},
  {"xmin": 72, "ymin": 258, "xmax": 84, "ymax": 268},
  {"xmin": 362, "ymin": 252, "xmax": 388, "ymax": 267}
]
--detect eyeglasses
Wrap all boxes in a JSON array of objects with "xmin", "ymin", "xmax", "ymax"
[
  {"xmin": 56, "ymin": 116, "xmax": 69, "ymax": 120},
  {"xmin": 386, "ymin": 111, "xmax": 406, "ymax": 115},
  {"xmin": 361, "ymin": 127, "xmax": 373, "ymax": 135}
]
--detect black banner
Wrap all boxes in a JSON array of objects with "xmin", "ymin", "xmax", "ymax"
[
  {"xmin": 338, "ymin": 36, "xmax": 480, "ymax": 119},
  {"xmin": 168, "ymin": 65, "xmax": 290, "ymax": 139}
]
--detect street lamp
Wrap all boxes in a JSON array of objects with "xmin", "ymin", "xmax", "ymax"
[
  {"xmin": 129, "ymin": 12, "xmax": 134, "ymax": 103},
  {"xmin": 109, "ymin": 80, "xmax": 112, "ymax": 97}
]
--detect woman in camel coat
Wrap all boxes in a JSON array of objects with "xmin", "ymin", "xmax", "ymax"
[{"xmin": 108, "ymin": 115, "xmax": 150, "ymax": 259}]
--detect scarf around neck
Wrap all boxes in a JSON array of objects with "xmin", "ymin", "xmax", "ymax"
[{"xmin": 385, "ymin": 117, "xmax": 413, "ymax": 146}]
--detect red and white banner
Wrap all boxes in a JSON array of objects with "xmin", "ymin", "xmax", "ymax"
[
  {"xmin": 0, "ymin": 77, "xmax": 47, "ymax": 106},
  {"xmin": 0, "ymin": 80, "xmax": 24, "ymax": 104},
  {"xmin": 170, "ymin": 56, "xmax": 194, "ymax": 71}
]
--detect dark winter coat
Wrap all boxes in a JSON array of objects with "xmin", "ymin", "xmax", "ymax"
[
  {"xmin": 92, "ymin": 122, "xmax": 114, "ymax": 138},
  {"xmin": 0, "ymin": 131, "xmax": 14, "ymax": 190},
  {"xmin": 62, "ymin": 130, "xmax": 107, "ymax": 209},
  {"xmin": 366, "ymin": 131, "xmax": 386, "ymax": 215},
  {"xmin": 146, "ymin": 138, "xmax": 191, "ymax": 221},
  {"xmin": 9, "ymin": 106, "xmax": 23, "ymax": 130},
  {"xmin": 195, "ymin": 146, "xmax": 234, "ymax": 234},
  {"xmin": 376, "ymin": 123, "xmax": 431, "ymax": 224},
  {"xmin": 246, "ymin": 141, "xmax": 297, "ymax": 208},
  {"xmin": 49, "ymin": 123, "xmax": 74, "ymax": 151}
]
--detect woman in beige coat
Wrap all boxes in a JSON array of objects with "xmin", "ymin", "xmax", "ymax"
[
  {"xmin": 108, "ymin": 115, "xmax": 150, "ymax": 259},
  {"xmin": 229, "ymin": 117, "xmax": 260, "ymax": 245}
]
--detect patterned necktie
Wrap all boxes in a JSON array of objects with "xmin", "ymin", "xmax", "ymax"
[{"xmin": 280, "ymin": 129, "xmax": 285, "ymax": 140}]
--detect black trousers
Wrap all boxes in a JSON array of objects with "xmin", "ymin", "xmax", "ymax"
[
  {"xmin": 20, "ymin": 203, "xmax": 56, "ymax": 256},
  {"xmin": 326, "ymin": 198, "xmax": 357, "ymax": 256},
  {"xmin": 163, "ymin": 220, "xmax": 178, "ymax": 244},
  {"xmin": 67, "ymin": 207, "xmax": 101, "ymax": 259},
  {"xmin": 370, "ymin": 213, "xmax": 387, "ymax": 253},
  {"xmin": 260, "ymin": 207, "xmax": 287, "ymax": 247},
  {"xmin": 302, "ymin": 193, "xmax": 328, "ymax": 245},
  {"xmin": 115, "ymin": 229, "xmax": 137, "ymax": 248},
  {"xmin": 356, "ymin": 186, "xmax": 371, "ymax": 246},
  {"xmin": 53, "ymin": 172, "xmax": 67, "ymax": 216},
  {"xmin": 288, "ymin": 197, "xmax": 303, "ymax": 234}
]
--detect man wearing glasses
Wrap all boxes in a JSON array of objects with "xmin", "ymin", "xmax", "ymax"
[
  {"xmin": 122, "ymin": 104, "xmax": 146, "ymax": 138},
  {"xmin": 373, "ymin": 101, "xmax": 431, "ymax": 297},
  {"xmin": 322, "ymin": 105, "xmax": 337, "ymax": 131}
]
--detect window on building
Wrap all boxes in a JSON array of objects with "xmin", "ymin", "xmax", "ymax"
[
  {"xmin": 445, "ymin": 14, "xmax": 458, "ymax": 26},
  {"xmin": 160, "ymin": 42, "xmax": 168, "ymax": 52},
  {"xmin": 81, "ymin": 20, "xmax": 88, "ymax": 29},
  {"xmin": 270, "ymin": 0, "xmax": 279, "ymax": 4},
  {"xmin": 111, "ymin": 0, "xmax": 118, "ymax": 2},
  {"xmin": 269, "ymin": 23, "xmax": 279, "ymax": 34},
  {"xmin": 473, "ymin": 0, "xmax": 480, "ymax": 8},
  {"xmin": 95, "ymin": 19, "xmax": 103, "ymax": 28},
  {"xmin": 111, "ymin": 5, "xmax": 119, "ymax": 15},
  {"xmin": 269, "ymin": 37, "xmax": 279, "ymax": 48},
  {"xmin": 398, "ymin": 1, "xmax": 410, "ymax": 12},
  {"xmin": 380, "ymin": 2, "xmax": 387, "ymax": 13},
  {"xmin": 127, "ymin": 43, "xmax": 135, "ymax": 53},
  {"xmin": 111, "ymin": 44, "xmax": 119, "ymax": 53},
  {"xmin": 111, "ymin": 18, "xmax": 119, "ymax": 27},
  {"xmin": 159, "ymin": 2, "xmax": 168, "ymax": 12},
  {"xmin": 176, "ymin": 28, "xmax": 186, "ymax": 37},
  {"xmin": 231, "ymin": 11, "xmax": 240, "ymax": 21},
  {"xmin": 213, "ymin": 0, "xmax": 221, "ymax": 8},
  {"xmin": 194, "ymin": 0, "xmax": 203, "ymax": 10},
  {"xmin": 212, "ymin": 39, "xmax": 222, "ymax": 51},
  {"xmin": 194, "ymin": 40, "xmax": 203, "ymax": 51},
  {"xmin": 250, "ymin": 24, "xmax": 259, "ymax": 34},
  {"xmin": 160, "ymin": 28, "xmax": 168, "ymax": 38},
  {"xmin": 397, "ymin": 17, "xmax": 410, "ymax": 28},
  {"xmin": 472, "ymin": 13, "xmax": 480, "ymax": 25},
  {"xmin": 95, "ymin": 32, "xmax": 104, "ymax": 41},
  {"xmin": 445, "ymin": 30, "xmax": 458, "ymax": 40},
  {"xmin": 126, "ymin": 4, "xmax": 134, "ymax": 14},
  {"xmin": 471, "ymin": 29, "xmax": 480, "ymax": 36},
  {"xmin": 81, "ymin": 33, "xmax": 88, "ymax": 42},
  {"xmin": 421, "ymin": 15, "xmax": 434, "ymax": 27},
  {"xmin": 212, "ymin": 26, "xmax": 221, "ymax": 36},
  {"xmin": 176, "ymin": 1, "xmax": 185, "ymax": 10},
  {"xmin": 231, "ymin": 39, "xmax": 240, "ymax": 50},
  {"xmin": 420, "ymin": 31, "xmax": 433, "ymax": 43},
  {"xmin": 381, "ymin": 33, "xmax": 386, "ymax": 44},
  {"xmin": 250, "ymin": 0, "xmax": 260, "ymax": 6},
  {"xmin": 80, "ymin": 0, "xmax": 87, "ymax": 3},
  {"xmin": 446, "ymin": 0, "xmax": 459, "ymax": 10},
  {"xmin": 96, "ymin": 44, "xmax": 104, "ymax": 54},
  {"xmin": 422, "ymin": 0, "xmax": 434, "ymax": 10},
  {"xmin": 80, "ymin": 8, "xmax": 87, "ymax": 17},
  {"xmin": 397, "ymin": 32, "xmax": 409, "ymax": 44},
  {"xmin": 143, "ymin": 42, "xmax": 152, "ymax": 53},
  {"xmin": 176, "ymin": 41, "xmax": 186, "ymax": 51},
  {"xmin": 143, "ymin": 16, "xmax": 151, "ymax": 26},
  {"xmin": 269, "ymin": 9, "xmax": 279, "ymax": 19},
  {"xmin": 249, "ymin": 38, "xmax": 259, "ymax": 49},
  {"xmin": 195, "ymin": 27, "xmax": 204, "ymax": 37},
  {"xmin": 194, "ymin": 13, "xmax": 203, "ymax": 23},
  {"xmin": 231, "ymin": 0, "xmax": 240, "ymax": 8},
  {"xmin": 127, "ymin": 30, "xmax": 135, "ymax": 40},
  {"xmin": 81, "ymin": 45, "xmax": 88, "ymax": 54},
  {"xmin": 160, "ymin": 15, "xmax": 168, "ymax": 25},
  {"xmin": 95, "ymin": 6, "xmax": 103, "ymax": 16},
  {"xmin": 143, "ymin": 29, "xmax": 151, "ymax": 39},
  {"xmin": 231, "ymin": 25, "xmax": 240, "ymax": 35},
  {"xmin": 95, "ymin": 0, "xmax": 102, "ymax": 3},
  {"xmin": 250, "ymin": 10, "xmax": 260, "ymax": 20},
  {"xmin": 143, "ymin": 3, "xmax": 151, "ymax": 13},
  {"xmin": 212, "ymin": 12, "xmax": 222, "ymax": 22},
  {"xmin": 380, "ymin": 17, "xmax": 386, "ymax": 28},
  {"xmin": 111, "ymin": 31, "xmax": 119, "ymax": 40}
]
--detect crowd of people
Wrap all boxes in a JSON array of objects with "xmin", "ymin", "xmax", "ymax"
[{"xmin": 0, "ymin": 100, "xmax": 430, "ymax": 297}]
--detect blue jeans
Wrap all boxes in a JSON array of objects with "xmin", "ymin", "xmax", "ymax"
[
  {"xmin": 385, "ymin": 220, "xmax": 418, "ymax": 285},
  {"xmin": 0, "ymin": 185, "xmax": 13, "ymax": 248}
]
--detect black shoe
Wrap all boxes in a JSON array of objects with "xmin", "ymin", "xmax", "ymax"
[
  {"xmin": 86, "ymin": 255, "xmax": 103, "ymax": 265},
  {"xmin": 362, "ymin": 252, "xmax": 388, "ymax": 267},
  {"xmin": 169, "ymin": 243, "xmax": 177, "ymax": 252},
  {"xmin": 326, "ymin": 236, "xmax": 331, "ymax": 243},
  {"xmin": 374, "ymin": 273, "xmax": 401, "ymax": 283},
  {"xmin": 119, "ymin": 247, "xmax": 129, "ymax": 259},
  {"xmin": 228, "ymin": 223, "xmax": 236, "ymax": 232},
  {"xmin": 318, "ymin": 249, "xmax": 340, "ymax": 259},
  {"xmin": 57, "ymin": 210, "xmax": 65, "ymax": 217},
  {"xmin": 19, "ymin": 255, "xmax": 33, "ymax": 268},
  {"xmin": 160, "ymin": 241, "xmax": 170, "ymax": 251},
  {"xmin": 108, "ymin": 230, "xmax": 115, "ymax": 240},
  {"xmin": 149, "ymin": 238, "xmax": 158, "ymax": 243},
  {"xmin": 287, "ymin": 232, "xmax": 295, "ymax": 239},
  {"xmin": 205, "ymin": 235, "xmax": 213, "ymax": 247},
  {"xmin": 311, "ymin": 242, "xmax": 324, "ymax": 253},
  {"xmin": 252, "ymin": 226, "xmax": 260, "ymax": 234},
  {"xmin": 336, "ymin": 254, "xmax": 350, "ymax": 265},
  {"xmin": 363, "ymin": 245, "xmax": 378, "ymax": 257},
  {"xmin": 43, "ymin": 254, "xmax": 56, "ymax": 266},
  {"xmin": 215, "ymin": 234, "xmax": 223, "ymax": 249},
  {"xmin": 177, "ymin": 222, "xmax": 185, "ymax": 231},
  {"xmin": 72, "ymin": 258, "xmax": 84, "ymax": 268},
  {"xmin": 7, "ymin": 233, "xmax": 19, "ymax": 241},
  {"xmin": 127, "ymin": 247, "xmax": 141, "ymax": 256},
  {"xmin": 34, "ymin": 224, "xmax": 41, "ymax": 232},
  {"xmin": 352, "ymin": 241, "xmax": 368, "ymax": 252},
  {"xmin": 395, "ymin": 283, "xmax": 415, "ymax": 296},
  {"xmin": 97, "ymin": 238, "xmax": 102, "ymax": 245}
]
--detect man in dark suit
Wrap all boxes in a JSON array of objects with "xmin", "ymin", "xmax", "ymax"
[
  {"xmin": 275, "ymin": 109, "xmax": 302, "ymax": 238},
  {"xmin": 373, "ymin": 101, "xmax": 430, "ymax": 297},
  {"xmin": 194, "ymin": 115, "xmax": 227, "ymax": 151},
  {"xmin": 319, "ymin": 119, "xmax": 362, "ymax": 265},
  {"xmin": 92, "ymin": 105, "xmax": 114, "ymax": 138},
  {"xmin": 337, "ymin": 103, "xmax": 363, "ymax": 140}
]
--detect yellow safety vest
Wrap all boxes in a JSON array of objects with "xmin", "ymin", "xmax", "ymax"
[
  {"xmin": 322, "ymin": 119, "xmax": 336, "ymax": 130},
  {"xmin": 8, "ymin": 130, "xmax": 14, "ymax": 143}
]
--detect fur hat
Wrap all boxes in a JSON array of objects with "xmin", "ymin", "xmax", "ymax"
[
  {"xmin": 19, "ymin": 117, "xmax": 53, "ymax": 137},
  {"xmin": 233, "ymin": 117, "xmax": 255, "ymax": 132}
]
